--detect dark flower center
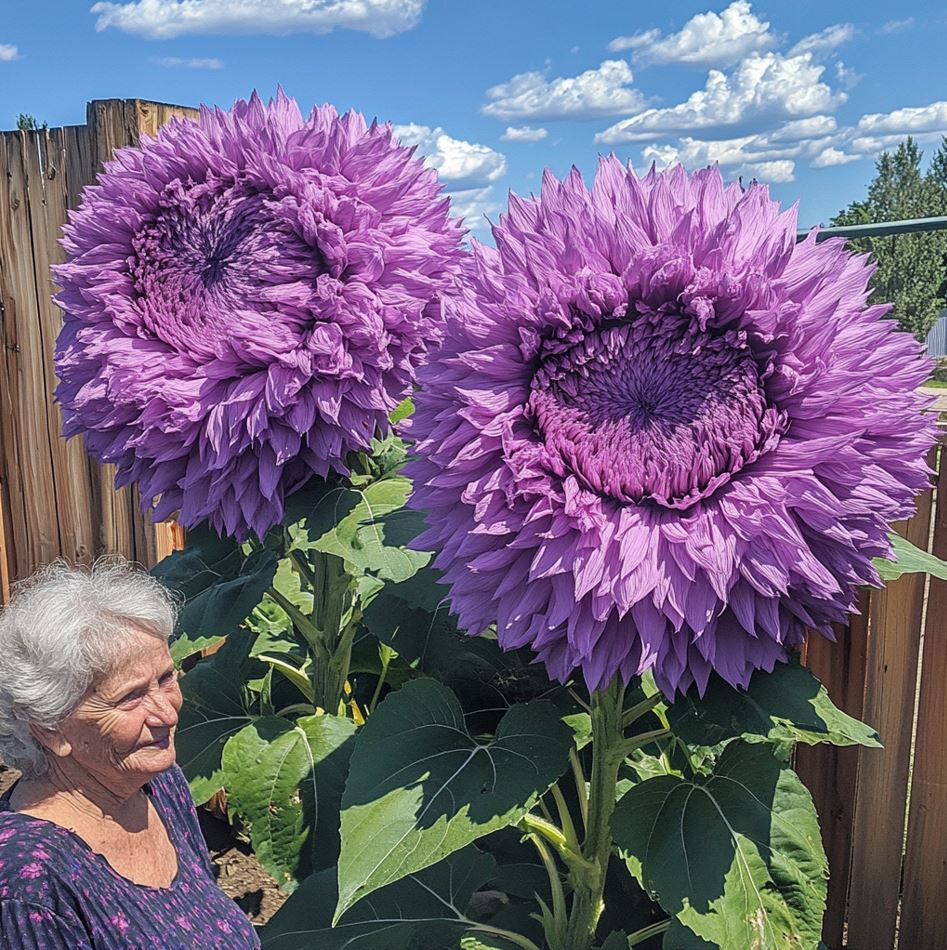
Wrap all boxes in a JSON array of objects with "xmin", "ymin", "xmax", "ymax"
[
  {"xmin": 529, "ymin": 317, "xmax": 787, "ymax": 508},
  {"xmin": 129, "ymin": 177, "xmax": 323, "ymax": 359}
]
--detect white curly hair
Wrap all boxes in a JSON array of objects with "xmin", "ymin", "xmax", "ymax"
[{"xmin": 0, "ymin": 557, "xmax": 178, "ymax": 776}]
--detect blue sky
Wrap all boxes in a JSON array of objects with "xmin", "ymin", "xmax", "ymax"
[{"xmin": 3, "ymin": 0, "xmax": 947, "ymax": 237}]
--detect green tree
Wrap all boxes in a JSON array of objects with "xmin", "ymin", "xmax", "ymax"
[
  {"xmin": 832, "ymin": 136, "xmax": 947, "ymax": 341},
  {"xmin": 15, "ymin": 113, "xmax": 47, "ymax": 131}
]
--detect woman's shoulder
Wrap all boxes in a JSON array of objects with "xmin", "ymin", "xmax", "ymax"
[{"xmin": 0, "ymin": 811, "xmax": 83, "ymax": 902}]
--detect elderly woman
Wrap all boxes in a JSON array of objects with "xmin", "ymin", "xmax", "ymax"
[{"xmin": 0, "ymin": 559, "xmax": 259, "ymax": 948}]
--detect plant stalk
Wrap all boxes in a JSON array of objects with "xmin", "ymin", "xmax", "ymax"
[
  {"xmin": 561, "ymin": 677, "xmax": 627, "ymax": 950},
  {"xmin": 307, "ymin": 550, "xmax": 356, "ymax": 713}
]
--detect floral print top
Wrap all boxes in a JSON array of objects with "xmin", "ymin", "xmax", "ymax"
[{"xmin": 0, "ymin": 765, "xmax": 260, "ymax": 948}]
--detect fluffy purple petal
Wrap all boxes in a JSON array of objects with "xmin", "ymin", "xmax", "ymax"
[
  {"xmin": 408, "ymin": 159, "xmax": 937, "ymax": 696},
  {"xmin": 53, "ymin": 88, "xmax": 465, "ymax": 539}
]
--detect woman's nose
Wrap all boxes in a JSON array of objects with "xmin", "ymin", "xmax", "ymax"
[{"xmin": 145, "ymin": 688, "xmax": 180, "ymax": 727}]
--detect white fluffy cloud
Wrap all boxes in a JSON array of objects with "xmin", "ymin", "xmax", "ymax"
[
  {"xmin": 393, "ymin": 124, "xmax": 506, "ymax": 231},
  {"xmin": 447, "ymin": 186, "xmax": 502, "ymax": 229},
  {"xmin": 91, "ymin": 0, "xmax": 425, "ymax": 38},
  {"xmin": 0, "ymin": 44, "xmax": 19, "ymax": 61},
  {"xmin": 393, "ymin": 124, "xmax": 507, "ymax": 190},
  {"xmin": 501, "ymin": 125, "xmax": 548, "ymax": 142},
  {"xmin": 644, "ymin": 136, "xmax": 796, "ymax": 183},
  {"xmin": 151, "ymin": 55, "xmax": 222, "ymax": 68},
  {"xmin": 608, "ymin": 1, "xmax": 776, "ymax": 67},
  {"xmin": 857, "ymin": 101, "xmax": 947, "ymax": 136},
  {"xmin": 596, "ymin": 51, "xmax": 844, "ymax": 144},
  {"xmin": 787, "ymin": 23, "xmax": 854, "ymax": 57},
  {"xmin": 811, "ymin": 147, "xmax": 860, "ymax": 167},
  {"xmin": 880, "ymin": 18, "xmax": 914, "ymax": 34},
  {"xmin": 482, "ymin": 60, "xmax": 644, "ymax": 121}
]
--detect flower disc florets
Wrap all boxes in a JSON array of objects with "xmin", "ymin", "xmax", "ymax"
[
  {"xmin": 408, "ymin": 160, "xmax": 936, "ymax": 695},
  {"xmin": 53, "ymin": 89, "xmax": 464, "ymax": 539}
]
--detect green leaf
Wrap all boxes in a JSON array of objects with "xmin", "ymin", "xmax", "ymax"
[
  {"xmin": 304, "ymin": 475, "xmax": 431, "ymax": 582},
  {"xmin": 262, "ymin": 847, "xmax": 495, "ymax": 950},
  {"xmin": 390, "ymin": 396, "xmax": 414, "ymax": 425},
  {"xmin": 667, "ymin": 657, "xmax": 881, "ymax": 749},
  {"xmin": 336, "ymin": 678, "xmax": 573, "ymax": 920},
  {"xmin": 663, "ymin": 918, "xmax": 716, "ymax": 948},
  {"xmin": 361, "ymin": 572, "xmax": 559, "ymax": 716},
  {"xmin": 255, "ymin": 654, "xmax": 314, "ymax": 704},
  {"xmin": 613, "ymin": 742, "xmax": 827, "ymax": 950},
  {"xmin": 169, "ymin": 633, "xmax": 225, "ymax": 666},
  {"xmin": 152, "ymin": 524, "xmax": 278, "ymax": 661},
  {"xmin": 223, "ymin": 713, "xmax": 356, "ymax": 891},
  {"xmin": 174, "ymin": 634, "xmax": 256, "ymax": 804},
  {"xmin": 874, "ymin": 531, "xmax": 947, "ymax": 582}
]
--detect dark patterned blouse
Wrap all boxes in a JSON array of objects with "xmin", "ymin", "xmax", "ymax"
[{"xmin": 0, "ymin": 764, "xmax": 260, "ymax": 948}]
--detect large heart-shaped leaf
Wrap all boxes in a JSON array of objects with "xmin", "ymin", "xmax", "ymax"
[
  {"xmin": 336, "ymin": 678, "xmax": 573, "ymax": 920},
  {"xmin": 667, "ymin": 657, "xmax": 881, "ymax": 749},
  {"xmin": 262, "ymin": 847, "xmax": 496, "ymax": 950},
  {"xmin": 223, "ymin": 713, "xmax": 356, "ymax": 891},
  {"xmin": 613, "ymin": 742, "xmax": 827, "ymax": 949},
  {"xmin": 175, "ymin": 634, "xmax": 257, "ymax": 804},
  {"xmin": 152, "ymin": 524, "xmax": 278, "ymax": 663},
  {"xmin": 303, "ymin": 475, "xmax": 431, "ymax": 582}
]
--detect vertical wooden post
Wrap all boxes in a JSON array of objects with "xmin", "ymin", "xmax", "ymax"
[
  {"xmin": 796, "ymin": 595, "xmax": 870, "ymax": 948},
  {"xmin": 844, "ymin": 466, "xmax": 934, "ymax": 950},
  {"xmin": 899, "ymin": 445, "xmax": 947, "ymax": 950}
]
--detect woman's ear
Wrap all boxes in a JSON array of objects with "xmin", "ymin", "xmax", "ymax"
[{"xmin": 29, "ymin": 723, "xmax": 72, "ymax": 758}]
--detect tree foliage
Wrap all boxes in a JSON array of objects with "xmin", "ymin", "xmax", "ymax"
[
  {"xmin": 15, "ymin": 113, "xmax": 47, "ymax": 131},
  {"xmin": 832, "ymin": 136, "xmax": 947, "ymax": 341}
]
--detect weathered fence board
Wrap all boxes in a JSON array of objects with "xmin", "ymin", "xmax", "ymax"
[
  {"xmin": 845, "ymin": 490, "xmax": 933, "ymax": 950},
  {"xmin": 0, "ymin": 131, "xmax": 62, "ymax": 574},
  {"xmin": 797, "ymin": 594, "xmax": 870, "ymax": 945},
  {"xmin": 899, "ymin": 448, "xmax": 947, "ymax": 950},
  {"xmin": 0, "ymin": 100, "xmax": 196, "ymax": 593},
  {"xmin": 800, "ymin": 444, "xmax": 945, "ymax": 950}
]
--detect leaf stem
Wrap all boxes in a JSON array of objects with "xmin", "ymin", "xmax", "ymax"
[
  {"xmin": 621, "ymin": 692, "xmax": 663, "ymax": 730},
  {"xmin": 274, "ymin": 702, "xmax": 316, "ymax": 718},
  {"xmin": 621, "ymin": 728, "xmax": 672, "ymax": 759},
  {"xmin": 368, "ymin": 645, "xmax": 393, "ymax": 713},
  {"xmin": 463, "ymin": 922, "xmax": 542, "ymax": 950},
  {"xmin": 288, "ymin": 547, "xmax": 317, "ymax": 593},
  {"xmin": 570, "ymin": 748, "xmax": 589, "ymax": 830},
  {"xmin": 521, "ymin": 813, "xmax": 593, "ymax": 873},
  {"xmin": 626, "ymin": 918, "xmax": 671, "ymax": 946},
  {"xmin": 550, "ymin": 782, "xmax": 580, "ymax": 854},
  {"xmin": 525, "ymin": 830, "xmax": 568, "ymax": 943}
]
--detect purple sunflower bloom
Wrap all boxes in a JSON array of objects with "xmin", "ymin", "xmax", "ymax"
[
  {"xmin": 408, "ymin": 160, "xmax": 937, "ymax": 695},
  {"xmin": 53, "ymin": 89, "xmax": 464, "ymax": 539}
]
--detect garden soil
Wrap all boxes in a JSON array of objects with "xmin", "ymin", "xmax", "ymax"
[{"xmin": 0, "ymin": 763, "xmax": 286, "ymax": 926}]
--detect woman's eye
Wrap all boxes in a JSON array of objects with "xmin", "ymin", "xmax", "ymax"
[{"xmin": 160, "ymin": 670, "xmax": 177, "ymax": 685}]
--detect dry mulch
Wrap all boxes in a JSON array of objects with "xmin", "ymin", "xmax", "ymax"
[{"xmin": 0, "ymin": 763, "xmax": 286, "ymax": 927}]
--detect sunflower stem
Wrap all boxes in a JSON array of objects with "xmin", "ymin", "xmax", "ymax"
[
  {"xmin": 560, "ymin": 677, "xmax": 627, "ymax": 950},
  {"xmin": 305, "ymin": 550, "xmax": 357, "ymax": 714}
]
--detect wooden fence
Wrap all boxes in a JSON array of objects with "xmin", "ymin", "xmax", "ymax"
[
  {"xmin": 798, "ymin": 439, "xmax": 947, "ymax": 950},
  {"xmin": 0, "ymin": 100, "xmax": 194, "ymax": 601},
  {"xmin": 1, "ymin": 97, "xmax": 946, "ymax": 949}
]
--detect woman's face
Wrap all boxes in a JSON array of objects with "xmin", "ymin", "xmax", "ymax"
[{"xmin": 49, "ymin": 628, "xmax": 182, "ymax": 792}]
